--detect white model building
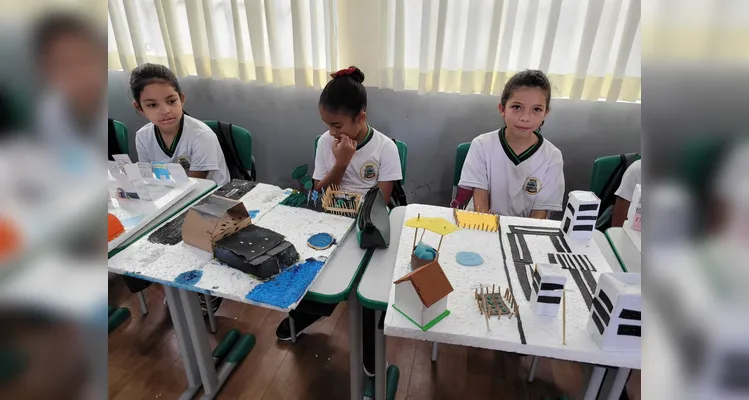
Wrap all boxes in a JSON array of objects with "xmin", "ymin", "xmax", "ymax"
[
  {"xmin": 562, "ymin": 190, "xmax": 601, "ymax": 240},
  {"xmin": 530, "ymin": 263, "xmax": 567, "ymax": 316},
  {"xmin": 588, "ymin": 272, "xmax": 641, "ymax": 352}
]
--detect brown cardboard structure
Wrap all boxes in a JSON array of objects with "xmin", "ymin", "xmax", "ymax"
[
  {"xmin": 394, "ymin": 260, "xmax": 454, "ymax": 308},
  {"xmin": 182, "ymin": 194, "xmax": 253, "ymax": 252}
]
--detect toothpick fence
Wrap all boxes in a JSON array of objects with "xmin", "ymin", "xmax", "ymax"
[{"xmin": 321, "ymin": 184, "xmax": 362, "ymax": 216}]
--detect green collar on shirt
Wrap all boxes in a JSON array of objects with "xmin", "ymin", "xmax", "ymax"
[
  {"xmin": 498, "ymin": 126, "xmax": 544, "ymax": 166},
  {"xmin": 154, "ymin": 115, "xmax": 185, "ymax": 157},
  {"xmin": 356, "ymin": 124, "xmax": 374, "ymax": 150}
]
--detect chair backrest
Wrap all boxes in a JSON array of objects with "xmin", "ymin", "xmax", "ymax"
[
  {"xmin": 112, "ymin": 120, "xmax": 129, "ymax": 155},
  {"xmin": 589, "ymin": 153, "xmax": 641, "ymax": 198},
  {"xmin": 202, "ymin": 120, "xmax": 254, "ymax": 172},
  {"xmin": 314, "ymin": 135, "xmax": 408, "ymax": 184},
  {"xmin": 453, "ymin": 142, "xmax": 472, "ymax": 186}
]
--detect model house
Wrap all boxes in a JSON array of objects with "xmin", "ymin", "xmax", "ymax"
[
  {"xmin": 530, "ymin": 263, "xmax": 567, "ymax": 316},
  {"xmin": 562, "ymin": 190, "xmax": 601, "ymax": 240},
  {"xmin": 393, "ymin": 260, "xmax": 454, "ymax": 331},
  {"xmin": 588, "ymin": 272, "xmax": 641, "ymax": 352}
]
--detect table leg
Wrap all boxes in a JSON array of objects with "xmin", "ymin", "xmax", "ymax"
[
  {"xmin": 584, "ymin": 366, "xmax": 607, "ymax": 400},
  {"xmin": 374, "ymin": 309, "xmax": 386, "ymax": 400},
  {"xmin": 605, "ymin": 368, "xmax": 631, "ymax": 400},
  {"xmin": 349, "ymin": 291, "xmax": 363, "ymax": 400},
  {"xmin": 205, "ymin": 294, "xmax": 217, "ymax": 333},
  {"xmin": 431, "ymin": 342, "xmax": 438, "ymax": 362},
  {"xmin": 137, "ymin": 291, "xmax": 149, "ymax": 315},
  {"xmin": 163, "ymin": 285, "xmax": 201, "ymax": 400},
  {"xmin": 289, "ymin": 314, "xmax": 297, "ymax": 343},
  {"xmin": 179, "ymin": 289, "xmax": 220, "ymax": 398},
  {"xmin": 527, "ymin": 356, "xmax": 539, "ymax": 383}
]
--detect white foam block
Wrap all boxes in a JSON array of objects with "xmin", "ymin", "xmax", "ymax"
[
  {"xmin": 384, "ymin": 205, "xmax": 640, "ymax": 369},
  {"xmin": 108, "ymin": 184, "xmax": 353, "ymax": 312},
  {"xmin": 530, "ymin": 263, "xmax": 567, "ymax": 316},
  {"xmin": 562, "ymin": 190, "xmax": 600, "ymax": 241},
  {"xmin": 588, "ymin": 273, "xmax": 641, "ymax": 352}
]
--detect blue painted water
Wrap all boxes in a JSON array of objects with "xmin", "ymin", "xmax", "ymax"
[
  {"xmin": 174, "ymin": 270, "xmax": 203, "ymax": 285},
  {"xmin": 248, "ymin": 209, "xmax": 260, "ymax": 219},
  {"xmin": 245, "ymin": 258, "xmax": 325, "ymax": 308},
  {"xmin": 456, "ymin": 251, "xmax": 484, "ymax": 266},
  {"xmin": 307, "ymin": 233, "xmax": 335, "ymax": 249}
]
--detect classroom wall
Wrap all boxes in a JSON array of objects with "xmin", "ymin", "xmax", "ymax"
[{"xmin": 107, "ymin": 71, "xmax": 641, "ymax": 207}]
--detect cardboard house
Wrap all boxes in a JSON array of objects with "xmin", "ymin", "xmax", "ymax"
[
  {"xmin": 393, "ymin": 260, "xmax": 454, "ymax": 331},
  {"xmin": 588, "ymin": 272, "xmax": 641, "ymax": 352},
  {"xmin": 182, "ymin": 194, "xmax": 252, "ymax": 252},
  {"xmin": 530, "ymin": 263, "xmax": 567, "ymax": 316},
  {"xmin": 562, "ymin": 190, "xmax": 601, "ymax": 240}
]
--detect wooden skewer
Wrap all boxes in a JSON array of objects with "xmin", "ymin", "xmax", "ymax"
[
  {"xmin": 412, "ymin": 227, "xmax": 418, "ymax": 250},
  {"xmin": 419, "ymin": 229, "xmax": 426, "ymax": 242},
  {"xmin": 562, "ymin": 290, "xmax": 567, "ymax": 345},
  {"xmin": 492, "ymin": 284, "xmax": 495, "ymax": 294},
  {"xmin": 480, "ymin": 284, "xmax": 490, "ymax": 330},
  {"xmin": 437, "ymin": 235, "xmax": 444, "ymax": 252}
]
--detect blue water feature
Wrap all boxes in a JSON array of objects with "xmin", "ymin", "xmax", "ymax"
[
  {"xmin": 248, "ymin": 209, "xmax": 260, "ymax": 219},
  {"xmin": 246, "ymin": 258, "xmax": 325, "ymax": 308},
  {"xmin": 307, "ymin": 233, "xmax": 335, "ymax": 249},
  {"xmin": 174, "ymin": 270, "xmax": 203, "ymax": 286},
  {"xmin": 456, "ymin": 251, "xmax": 484, "ymax": 266},
  {"xmin": 413, "ymin": 242, "xmax": 437, "ymax": 261}
]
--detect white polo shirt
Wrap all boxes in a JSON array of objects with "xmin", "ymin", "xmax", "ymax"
[
  {"xmin": 313, "ymin": 125, "xmax": 402, "ymax": 194},
  {"xmin": 614, "ymin": 159, "xmax": 641, "ymax": 202},
  {"xmin": 459, "ymin": 128, "xmax": 565, "ymax": 217},
  {"xmin": 135, "ymin": 115, "xmax": 230, "ymax": 186}
]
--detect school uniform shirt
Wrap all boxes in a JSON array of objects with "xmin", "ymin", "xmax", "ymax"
[
  {"xmin": 135, "ymin": 115, "xmax": 230, "ymax": 186},
  {"xmin": 614, "ymin": 159, "xmax": 641, "ymax": 202},
  {"xmin": 313, "ymin": 125, "xmax": 402, "ymax": 194},
  {"xmin": 459, "ymin": 127, "xmax": 564, "ymax": 217}
]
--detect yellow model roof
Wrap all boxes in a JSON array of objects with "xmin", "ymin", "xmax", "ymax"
[{"xmin": 405, "ymin": 216, "xmax": 460, "ymax": 236}]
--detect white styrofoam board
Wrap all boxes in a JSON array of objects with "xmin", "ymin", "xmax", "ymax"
[
  {"xmin": 383, "ymin": 205, "xmax": 641, "ymax": 369},
  {"xmin": 107, "ymin": 178, "xmax": 198, "ymax": 252},
  {"xmin": 107, "ymin": 184, "xmax": 354, "ymax": 312}
]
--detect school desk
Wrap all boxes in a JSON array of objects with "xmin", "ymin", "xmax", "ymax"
[
  {"xmin": 378, "ymin": 205, "xmax": 640, "ymax": 400},
  {"xmin": 605, "ymin": 227, "xmax": 641, "ymax": 273},
  {"xmin": 107, "ymin": 177, "xmax": 217, "ymax": 259},
  {"xmin": 593, "ymin": 230, "xmax": 623, "ymax": 273},
  {"xmin": 108, "ymin": 183, "xmax": 371, "ymax": 399}
]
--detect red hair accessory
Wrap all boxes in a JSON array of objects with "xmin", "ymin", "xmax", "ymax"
[{"xmin": 330, "ymin": 66, "xmax": 357, "ymax": 78}]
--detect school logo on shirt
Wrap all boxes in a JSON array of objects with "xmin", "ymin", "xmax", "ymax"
[
  {"xmin": 524, "ymin": 177, "xmax": 541, "ymax": 195},
  {"xmin": 360, "ymin": 162, "xmax": 379, "ymax": 181},
  {"xmin": 177, "ymin": 155, "xmax": 191, "ymax": 170}
]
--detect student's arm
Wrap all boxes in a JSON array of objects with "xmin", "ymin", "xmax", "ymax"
[
  {"xmin": 529, "ymin": 210, "xmax": 548, "ymax": 219},
  {"xmin": 376, "ymin": 139, "xmax": 403, "ymax": 204},
  {"xmin": 458, "ymin": 139, "xmax": 491, "ymax": 211},
  {"xmin": 611, "ymin": 197, "xmax": 630, "ymax": 227},
  {"xmin": 377, "ymin": 181, "xmax": 395, "ymax": 204},
  {"xmin": 312, "ymin": 135, "xmax": 355, "ymax": 191},
  {"xmin": 473, "ymin": 188, "xmax": 490, "ymax": 213},
  {"xmin": 188, "ymin": 131, "xmax": 222, "ymax": 176},
  {"xmin": 531, "ymin": 153, "xmax": 565, "ymax": 217},
  {"xmin": 188, "ymin": 170, "xmax": 209, "ymax": 179}
]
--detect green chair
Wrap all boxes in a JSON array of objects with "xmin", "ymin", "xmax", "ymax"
[
  {"xmin": 452, "ymin": 142, "xmax": 471, "ymax": 192},
  {"xmin": 203, "ymin": 120, "xmax": 256, "ymax": 181},
  {"xmin": 314, "ymin": 135, "xmax": 408, "ymax": 184},
  {"xmin": 112, "ymin": 120, "xmax": 129, "ymax": 155},
  {"xmin": 589, "ymin": 153, "xmax": 641, "ymax": 198}
]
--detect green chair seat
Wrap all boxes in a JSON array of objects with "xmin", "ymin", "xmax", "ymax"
[
  {"xmin": 453, "ymin": 142, "xmax": 471, "ymax": 187},
  {"xmin": 590, "ymin": 153, "xmax": 641, "ymax": 198},
  {"xmin": 112, "ymin": 120, "xmax": 129, "ymax": 155}
]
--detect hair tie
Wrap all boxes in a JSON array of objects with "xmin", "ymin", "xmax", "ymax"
[{"xmin": 330, "ymin": 66, "xmax": 356, "ymax": 78}]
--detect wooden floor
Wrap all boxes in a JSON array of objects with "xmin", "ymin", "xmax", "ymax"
[{"xmin": 109, "ymin": 280, "xmax": 640, "ymax": 400}]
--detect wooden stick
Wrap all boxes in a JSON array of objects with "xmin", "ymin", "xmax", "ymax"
[
  {"xmin": 437, "ymin": 235, "xmax": 444, "ymax": 252},
  {"xmin": 419, "ymin": 229, "xmax": 426, "ymax": 242},
  {"xmin": 492, "ymin": 284, "xmax": 495, "ymax": 294},
  {"xmin": 412, "ymin": 227, "xmax": 418, "ymax": 250},
  {"xmin": 562, "ymin": 290, "xmax": 567, "ymax": 345},
  {"xmin": 480, "ymin": 284, "xmax": 490, "ymax": 330},
  {"xmin": 535, "ymin": 263, "xmax": 538, "ymax": 274}
]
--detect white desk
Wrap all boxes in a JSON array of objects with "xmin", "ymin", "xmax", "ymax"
[
  {"xmin": 605, "ymin": 227, "xmax": 641, "ymax": 273},
  {"xmin": 382, "ymin": 205, "xmax": 640, "ymax": 400},
  {"xmin": 593, "ymin": 230, "xmax": 624, "ymax": 273},
  {"xmin": 108, "ymin": 178, "xmax": 216, "ymax": 258},
  {"xmin": 108, "ymin": 182, "xmax": 370, "ymax": 399}
]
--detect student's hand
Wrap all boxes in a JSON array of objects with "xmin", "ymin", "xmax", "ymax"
[{"xmin": 333, "ymin": 135, "xmax": 357, "ymax": 167}]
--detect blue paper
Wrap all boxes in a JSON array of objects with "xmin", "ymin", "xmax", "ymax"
[{"xmin": 152, "ymin": 162, "xmax": 170, "ymax": 180}]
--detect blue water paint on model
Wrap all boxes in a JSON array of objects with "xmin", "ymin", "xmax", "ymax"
[
  {"xmin": 456, "ymin": 251, "xmax": 484, "ymax": 266},
  {"xmin": 245, "ymin": 258, "xmax": 325, "ymax": 308},
  {"xmin": 175, "ymin": 270, "xmax": 203, "ymax": 285},
  {"xmin": 248, "ymin": 209, "xmax": 260, "ymax": 219},
  {"xmin": 307, "ymin": 233, "xmax": 334, "ymax": 249}
]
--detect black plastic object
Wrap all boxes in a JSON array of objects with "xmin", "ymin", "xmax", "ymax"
[
  {"xmin": 213, "ymin": 225, "xmax": 299, "ymax": 280},
  {"xmin": 356, "ymin": 186, "xmax": 390, "ymax": 249}
]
